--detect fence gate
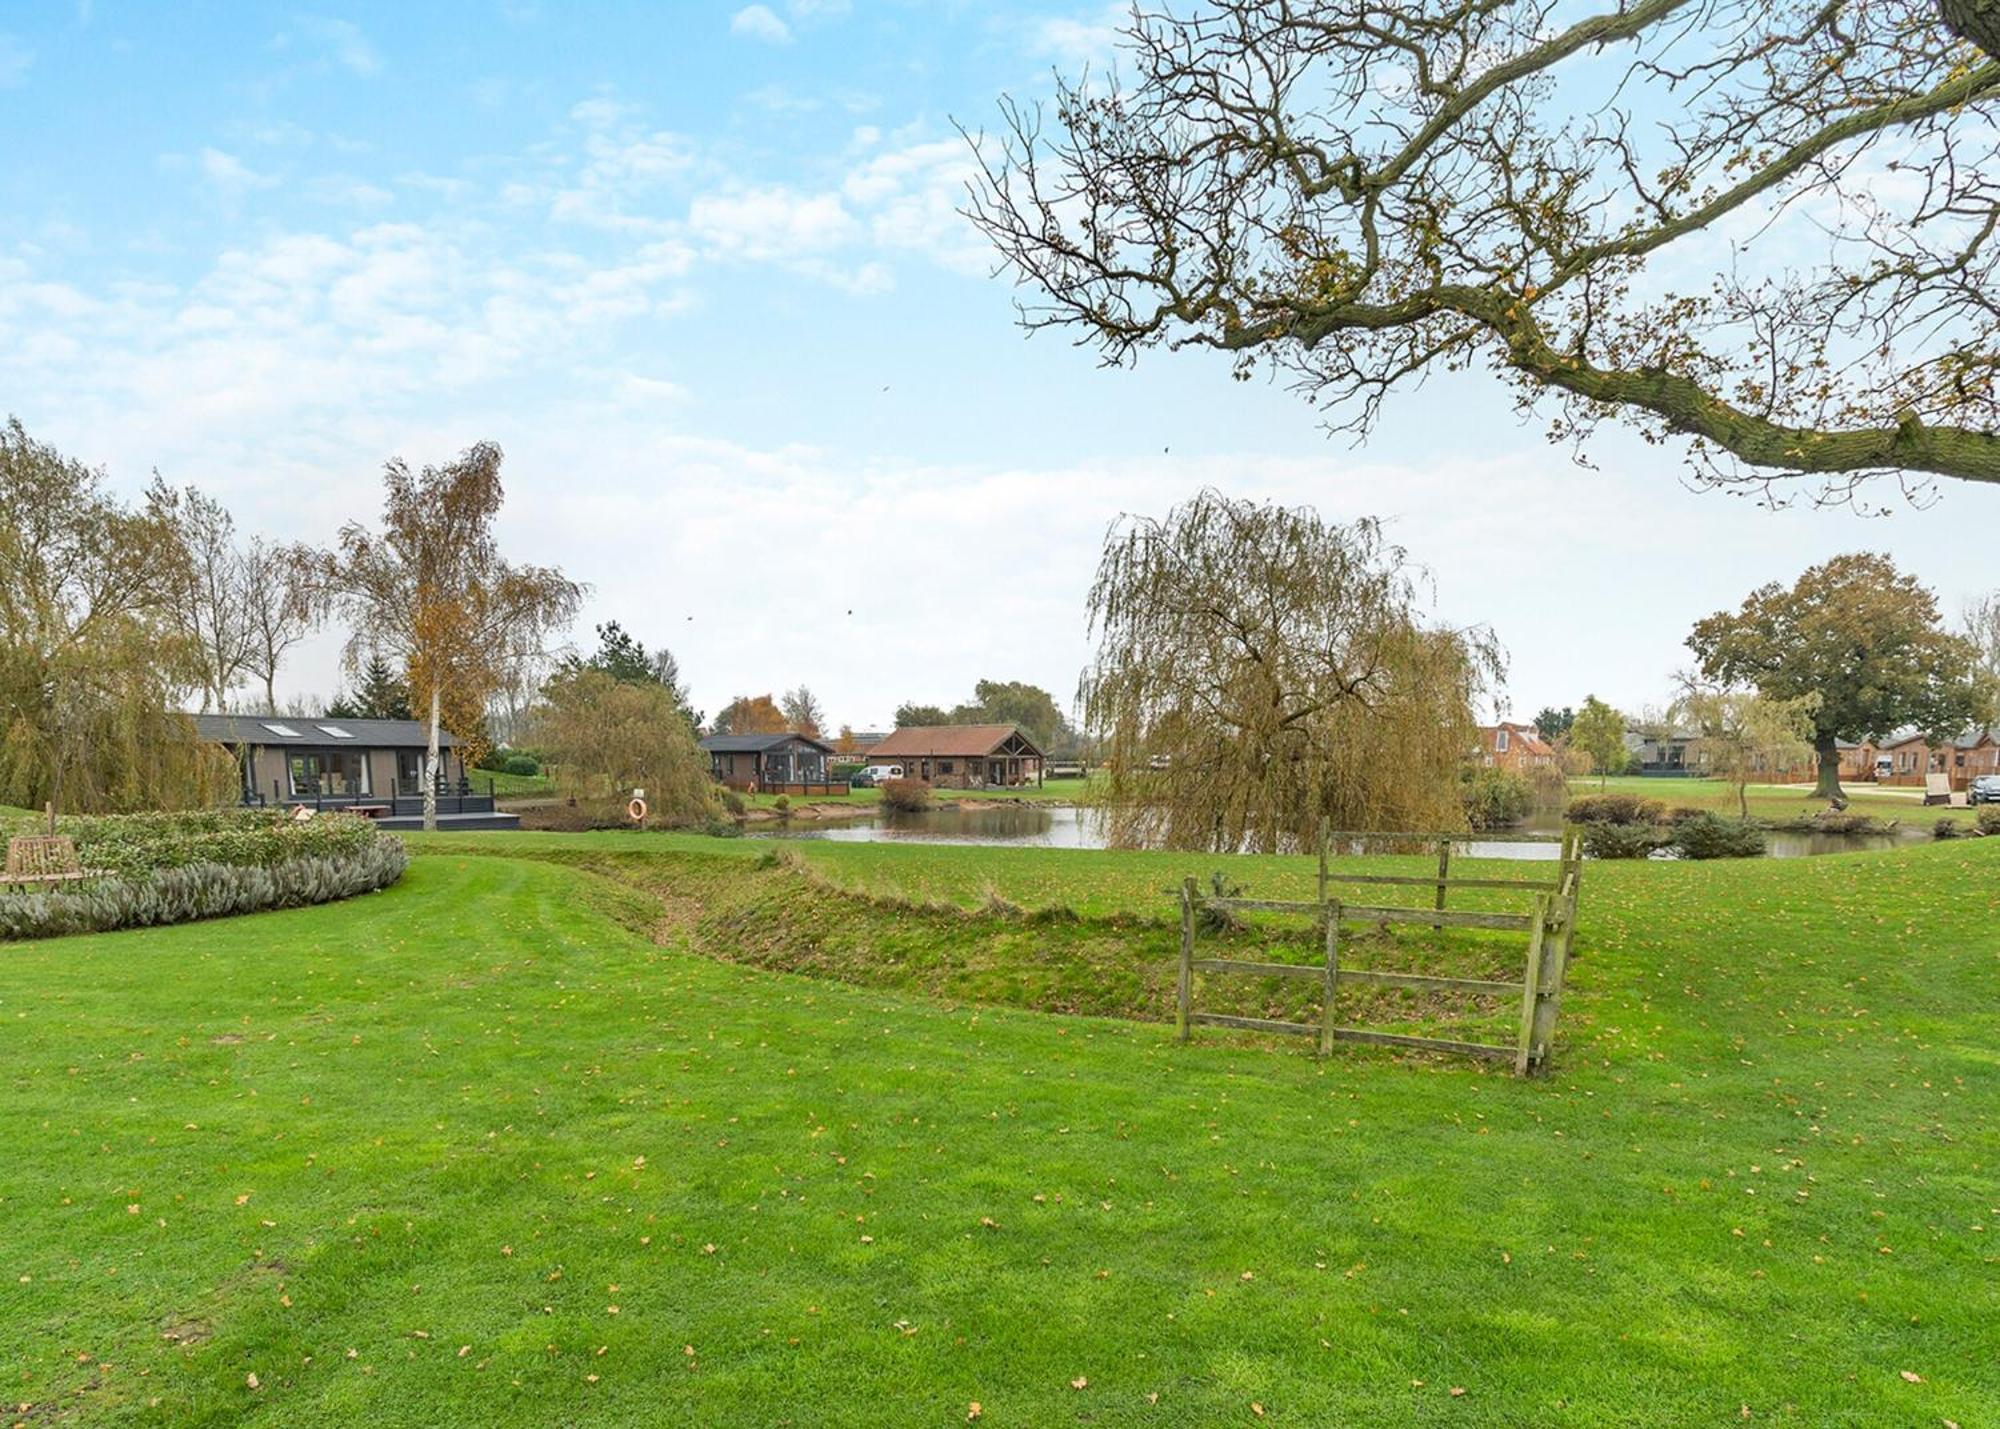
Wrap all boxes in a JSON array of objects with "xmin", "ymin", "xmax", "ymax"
[{"xmin": 1174, "ymin": 830, "xmax": 1582, "ymax": 1075}]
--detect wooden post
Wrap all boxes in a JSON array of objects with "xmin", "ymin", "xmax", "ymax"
[
  {"xmin": 1320, "ymin": 900, "xmax": 1341, "ymax": 1058},
  {"xmin": 45, "ymin": 801, "xmax": 55, "ymax": 835},
  {"xmin": 1432, "ymin": 839, "xmax": 1452, "ymax": 930},
  {"xmin": 1316, "ymin": 823, "xmax": 1329, "ymax": 907},
  {"xmin": 1514, "ymin": 894, "xmax": 1548, "ymax": 1075},
  {"xmin": 1176, "ymin": 877, "xmax": 1196, "ymax": 1044}
]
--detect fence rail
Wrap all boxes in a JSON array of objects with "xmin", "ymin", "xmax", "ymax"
[{"xmin": 1175, "ymin": 827, "xmax": 1583, "ymax": 1075}]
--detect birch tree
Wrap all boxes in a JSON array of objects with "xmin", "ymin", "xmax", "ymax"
[{"xmin": 317, "ymin": 442, "xmax": 584, "ymax": 830}]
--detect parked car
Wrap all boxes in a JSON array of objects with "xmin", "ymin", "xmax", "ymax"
[{"xmin": 1971, "ymin": 774, "xmax": 2000, "ymax": 805}]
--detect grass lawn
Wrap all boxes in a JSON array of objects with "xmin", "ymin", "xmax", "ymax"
[
  {"xmin": 4, "ymin": 834, "xmax": 1998, "ymax": 1425},
  {"xmin": 477, "ymin": 768, "xmax": 557, "ymax": 799},
  {"xmin": 1575, "ymin": 774, "xmax": 1975, "ymax": 827}
]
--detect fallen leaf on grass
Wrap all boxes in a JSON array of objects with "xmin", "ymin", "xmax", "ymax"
[
  {"xmin": 966, "ymin": 1403, "xmax": 981, "ymax": 1421},
  {"xmin": 1071, "ymin": 1376, "xmax": 1089, "ymax": 1390},
  {"xmin": 1899, "ymin": 1370, "xmax": 1923, "ymax": 1383}
]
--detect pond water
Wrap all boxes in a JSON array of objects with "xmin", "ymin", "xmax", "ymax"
[{"xmin": 758, "ymin": 805, "xmax": 1920, "ymax": 859}]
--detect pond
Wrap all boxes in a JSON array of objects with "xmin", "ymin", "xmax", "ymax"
[{"xmin": 757, "ymin": 805, "xmax": 1923, "ymax": 858}]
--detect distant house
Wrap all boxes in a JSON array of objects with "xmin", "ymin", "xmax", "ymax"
[
  {"xmin": 1475, "ymin": 722, "xmax": 1556, "ymax": 772},
  {"xmin": 867, "ymin": 724, "xmax": 1046, "ymax": 789},
  {"xmin": 699, "ymin": 732, "xmax": 838, "ymax": 794},
  {"xmin": 1878, "ymin": 728, "xmax": 2000, "ymax": 791},
  {"xmin": 1623, "ymin": 725, "xmax": 1706, "ymax": 776},
  {"xmin": 191, "ymin": 713, "xmax": 515, "ymax": 830}
]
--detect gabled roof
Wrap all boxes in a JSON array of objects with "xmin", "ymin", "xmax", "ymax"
[
  {"xmin": 868, "ymin": 724, "xmax": 1045, "ymax": 758},
  {"xmin": 1483, "ymin": 722, "xmax": 1553, "ymax": 757},
  {"xmin": 698, "ymin": 732, "xmax": 834, "ymax": 754},
  {"xmin": 190, "ymin": 713, "xmax": 454, "ymax": 749}
]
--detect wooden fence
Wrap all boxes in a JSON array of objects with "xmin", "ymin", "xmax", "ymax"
[{"xmin": 1175, "ymin": 829, "xmax": 1582, "ymax": 1075}]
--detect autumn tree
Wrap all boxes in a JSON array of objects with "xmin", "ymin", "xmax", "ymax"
[
  {"xmin": 780, "ymin": 685, "xmax": 826, "ymax": 739},
  {"xmin": 1568, "ymin": 696, "xmax": 1629, "ymax": 787},
  {"xmin": 533, "ymin": 666, "xmax": 715, "ymax": 823},
  {"xmin": 0, "ymin": 419, "xmax": 234, "ymax": 812},
  {"xmin": 1688, "ymin": 554, "xmax": 1991, "ymax": 799},
  {"xmin": 1082, "ymin": 488, "xmax": 1501, "ymax": 851},
  {"xmin": 317, "ymin": 442, "xmax": 584, "ymax": 830},
  {"xmin": 240, "ymin": 536, "xmax": 318, "ymax": 712},
  {"xmin": 148, "ymin": 481, "xmax": 256, "ymax": 713},
  {"xmin": 969, "ymin": 2, "xmax": 2000, "ymax": 500},
  {"xmin": 1673, "ymin": 684, "xmax": 1818, "ymax": 818},
  {"xmin": 711, "ymin": 693, "xmax": 788, "ymax": 736},
  {"xmin": 1966, "ymin": 593, "xmax": 2000, "ymax": 684}
]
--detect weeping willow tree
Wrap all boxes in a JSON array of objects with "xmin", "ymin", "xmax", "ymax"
[
  {"xmin": 0, "ymin": 418, "xmax": 235, "ymax": 814},
  {"xmin": 1083, "ymin": 489, "xmax": 1501, "ymax": 851}
]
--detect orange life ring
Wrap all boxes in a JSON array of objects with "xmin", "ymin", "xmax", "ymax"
[{"xmin": 627, "ymin": 796, "xmax": 648, "ymax": 823}]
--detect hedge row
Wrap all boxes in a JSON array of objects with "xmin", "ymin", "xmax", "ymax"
[
  {"xmin": 29, "ymin": 808, "xmax": 387, "ymax": 880},
  {"xmin": 0, "ymin": 839, "xmax": 408, "ymax": 941}
]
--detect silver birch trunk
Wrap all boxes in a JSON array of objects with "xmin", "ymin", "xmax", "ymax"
[{"xmin": 424, "ymin": 682, "xmax": 441, "ymax": 832}]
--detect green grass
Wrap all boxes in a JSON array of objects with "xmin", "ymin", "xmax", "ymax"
[
  {"xmin": 476, "ymin": 768, "xmax": 557, "ymax": 798},
  {"xmin": 4, "ymin": 835, "xmax": 1998, "ymax": 1425},
  {"xmin": 1577, "ymin": 774, "xmax": 1973, "ymax": 826}
]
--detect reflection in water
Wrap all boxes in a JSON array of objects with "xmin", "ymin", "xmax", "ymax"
[{"xmin": 761, "ymin": 805, "xmax": 1918, "ymax": 859}]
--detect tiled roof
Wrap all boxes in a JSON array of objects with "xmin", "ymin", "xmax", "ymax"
[{"xmin": 867, "ymin": 724, "xmax": 1045, "ymax": 758}]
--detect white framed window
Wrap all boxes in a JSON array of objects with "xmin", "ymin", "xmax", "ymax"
[
  {"xmin": 318, "ymin": 724, "xmax": 355, "ymax": 739},
  {"xmin": 1495, "ymin": 728, "xmax": 1510, "ymax": 753},
  {"xmin": 261, "ymin": 722, "xmax": 302, "ymax": 738}
]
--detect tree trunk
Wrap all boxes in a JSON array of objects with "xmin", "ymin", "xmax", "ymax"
[
  {"xmin": 1811, "ymin": 732, "xmax": 1843, "ymax": 801},
  {"xmin": 1940, "ymin": 0, "xmax": 2000, "ymax": 58},
  {"xmin": 263, "ymin": 671, "xmax": 277, "ymax": 712},
  {"xmin": 424, "ymin": 683, "xmax": 441, "ymax": 833}
]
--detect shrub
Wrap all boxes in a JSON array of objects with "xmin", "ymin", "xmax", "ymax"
[
  {"xmin": 1670, "ymin": 812, "xmax": 1768, "ymax": 859},
  {"xmin": 1978, "ymin": 807, "xmax": 2000, "ymax": 836},
  {"xmin": 879, "ymin": 778, "xmax": 933, "ymax": 813},
  {"xmin": 0, "ymin": 840, "xmax": 406, "ymax": 941},
  {"xmin": 1460, "ymin": 767, "xmax": 1533, "ymax": 831},
  {"xmin": 55, "ymin": 809, "xmax": 383, "ymax": 880},
  {"xmin": 1664, "ymin": 805, "xmax": 1706, "ymax": 826},
  {"xmin": 1579, "ymin": 822, "xmax": 1660, "ymax": 860},
  {"xmin": 1934, "ymin": 817, "xmax": 1964, "ymax": 840},
  {"xmin": 699, "ymin": 817, "xmax": 742, "ymax": 839},
  {"xmin": 1565, "ymin": 793, "xmax": 1665, "ymax": 825},
  {"xmin": 721, "ymin": 789, "xmax": 747, "ymax": 816},
  {"xmin": 771, "ymin": 794, "xmax": 791, "ymax": 814},
  {"xmin": 501, "ymin": 754, "xmax": 541, "ymax": 776},
  {"xmin": 1196, "ymin": 870, "xmax": 1247, "ymax": 933}
]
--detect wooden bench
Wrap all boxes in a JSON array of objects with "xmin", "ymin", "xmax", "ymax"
[{"xmin": 2, "ymin": 835, "xmax": 101, "ymax": 889}]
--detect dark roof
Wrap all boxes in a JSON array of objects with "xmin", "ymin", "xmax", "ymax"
[
  {"xmin": 189, "ymin": 713, "xmax": 455, "ymax": 749},
  {"xmin": 698, "ymin": 732, "xmax": 835, "ymax": 754},
  {"xmin": 869, "ymin": 724, "xmax": 1046, "ymax": 758}
]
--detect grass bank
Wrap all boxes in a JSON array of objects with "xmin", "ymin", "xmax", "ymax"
[
  {"xmin": 1574, "ymin": 774, "xmax": 1975, "ymax": 827},
  {"xmin": 3, "ymin": 834, "xmax": 1996, "ymax": 1424}
]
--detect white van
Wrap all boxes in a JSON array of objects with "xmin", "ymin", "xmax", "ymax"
[{"xmin": 860, "ymin": 763, "xmax": 905, "ymax": 784}]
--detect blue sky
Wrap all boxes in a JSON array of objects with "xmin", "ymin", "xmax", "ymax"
[{"xmin": 4, "ymin": 0, "xmax": 1996, "ymax": 728}]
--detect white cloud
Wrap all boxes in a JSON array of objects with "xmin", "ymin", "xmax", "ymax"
[
  {"xmin": 290, "ymin": 15, "xmax": 381, "ymax": 76},
  {"xmin": 0, "ymin": 32, "xmax": 33, "ymax": 87},
  {"xmin": 688, "ymin": 186, "xmax": 856, "ymax": 260},
  {"xmin": 198, "ymin": 148, "xmax": 278, "ymax": 201},
  {"xmin": 730, "ymin": 5, "xmax": 792, "ymax": 44},
  {"xmin": 1029, "ymin": 6, "xmax": 1123, "ymax": 69}
]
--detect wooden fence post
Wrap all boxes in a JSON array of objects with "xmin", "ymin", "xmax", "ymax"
[
  {"xmin": 1514, "ymin": 894, "xmax": 1548, "ymax": 1075},
  {"xmin": 1177, "ymin": 877, "xmax": 1196, "ymax": 1044},
  {"xmin": 1530, "ymin": 876, "xmax": 1574, "ymax": 1071},
  {"xmin": 1432, "ymin": 839, "xmax": 1452, "ymax": 929},
  {"xmin": 1320, "ymin": 900, "xmax": 1341, "ymax": 1058}
]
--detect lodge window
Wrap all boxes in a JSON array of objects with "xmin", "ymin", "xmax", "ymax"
[
  {"xmin": 289, "ymin": 748, "xmax": 371, "ymax": 797},
  {"xmin": 1495, "ymin": 729, "xmax": 1509, "ymax": 753},
  {"xmin": 939, "ymin": 761, "xmax": 954, "ymax": 774}
]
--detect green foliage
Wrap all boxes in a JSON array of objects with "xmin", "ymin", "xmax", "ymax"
[
  {"xmin": 893, "ymin": 702, "xmax": 954, "ymax": 728},
  {"xmin": 896, "ymin": 679, "xmax": 1076, "ymax": 749},
  {"xmin": 1569, "ymin": 696, "xmax": 1629, "ymax": 784},
  {"xmin": 1565, "ymin": 793, "xmax": 1666, "ymax": 825},
  {"xmin": 879, "ymin": 777, "xmax": 933, "ymax": 812},
  {"xmin": 1668, "ymin": 812, "xmax": 1768, "ymax": 860},
  {"xmin": 1689, "ymin": 554, "xmax": 1994, "ymax": 793},
  {"xmin": 0, "ymin": 828, "xmax": 404, "ymax": 939},
  {"xmin": 1083, "ymin": 489, "xmax": 1500, "ymax": 851},
  {"xmin": 1578, "ymin": 821, "xmax": 1661, "ymax": 859},
  {"xmin": 1533, "ymin": 705, "xmax": 1575, "ymax": 740},
  {"xmin": 533, "ymin": 666, "xmax": 715, "ymax": 825},
  {"xmin": 51, "ymin": 807, "xmax": 386, "ymax": 880},
  {"xmin": 1460, "ymin": 766, "xmax": 1533, "ymax": 831},
  {"xmin": 560, "ymin": 621, "xmax": 699, "ymax": 729},
  {"xmin": 771, "ymin": 794, "xmax": 791, "ymax": 814},
  {"xmin": 1979, "ymin": 807, "xmax": 2000, "ymax": 836},
  {"xmin": 501, "ymin": 753, "xmax": 540, "ymax": 776},
  {"xmin": 1935, "ymin": 817, "xmax": 1965, "ymax": 840},
  {"xmin": 352, "ymin": 654, "xmax": 414, "ymax": 720}
]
